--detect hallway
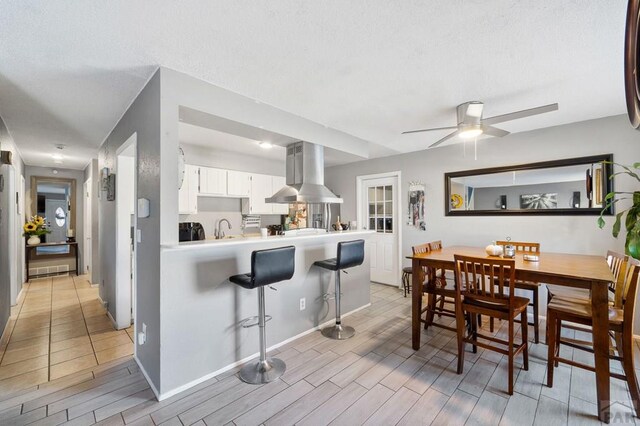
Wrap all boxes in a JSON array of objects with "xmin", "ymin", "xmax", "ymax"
[{"xmin": 0, "ymin": 274, "xmax": 134, "ymax": 394}]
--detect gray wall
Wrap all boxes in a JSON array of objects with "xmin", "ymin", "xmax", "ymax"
[
  {"xmin": 473, "ymin": 180, "xmax": 587, "ymax": 210},
  {"xmin": 97, "ymin": 69, "xmax": 162, "ymax": 390},
  {"xmin": 24, "ymin": 166, "xmax": 85, "ymax": 271},
  {"xmin": 83, "ymin": 159, "xmax": 100, "ymax": 284},
  {"xmin": 325, "ymin": 114, "xmax": 640, "ymax": 326},
  {"xmin": 0, "ymin": 114, "xmax": 25, "ymax": 335}
]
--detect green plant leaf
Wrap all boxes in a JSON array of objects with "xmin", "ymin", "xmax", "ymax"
[
  {"xmin": 597, "ymin": 216, "xmax": 606, "ymax": 229},
  {"xmin": 612, "ymin": 212, "xmax": 625, "ymax": 237},
  {"xmin": 605, "ymin": 192, "xmax": 616, "ymax": 201},
  {"xmin": 633, "ymin": 162, "xmax": 640, "ymax": 169}
]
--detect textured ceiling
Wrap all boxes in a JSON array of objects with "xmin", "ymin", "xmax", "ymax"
[{"xmin": 0, "ymin": 1, "xmax": 628, "ymax": 170}]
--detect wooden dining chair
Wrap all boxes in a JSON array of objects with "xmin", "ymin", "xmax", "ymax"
[
  {"xmin": 546, "ymin": 257, "xmax": 640, "ymax": 417},
  {"xmin": 412, "ymin": 243, "xmax": 457, "ymax": 333},
  {"xmin": 427, "ymin": 240, "xmax": 455, "ymax": 316},
  {"xmin": 495, "ymin": 240, "xmax": 541, "ymax": 343},
  {"xmin": 548, "ymin": 250, "xmax": 626, "ymax": 305},
  {"xmin": 453, "ymin": 254, "xmax": 529, "ymax": 394}
]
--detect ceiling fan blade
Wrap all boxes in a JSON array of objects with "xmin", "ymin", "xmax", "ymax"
[
  {"xmin": 482, "ymin": 125, "xmax": 510, "ymax": 137},
  {"xmin": 429, "ymin": 130, "xmax": 459, "ymax": 148},
  {"xmin": 482, "ymin": 103, "xmax": 558, "ymax": 125},
  {"xmin": 402, "ymin": 125, "xmax": 457, "ymax": 135}
]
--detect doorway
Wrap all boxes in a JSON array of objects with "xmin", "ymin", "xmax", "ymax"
[
  {"xmin": 356, "ymin": 171, "xmax": 402, "ymax": 286},
  {"xmin": 115, "ymin": 134, "xmax": 136, "ymax": 330}
]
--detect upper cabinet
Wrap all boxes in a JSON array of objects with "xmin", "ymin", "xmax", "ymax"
[
  {"xmin": 178, "ymin": 165, "xmax": 199, "ymax": 214},
  {"xmin": 182, "ymin": 164, "xmax": 287, "ymax": 215},
  {"xmin": 227, "ymin": 170, "xmax": 251, "ymax": 197},
  {"xmin": 199, "ymin": 167, "xmax": 227, "ymax": 196}
]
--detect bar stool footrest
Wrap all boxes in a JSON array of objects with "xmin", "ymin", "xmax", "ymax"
[
  {"xmin": 321, "ymin": 324, "xmax": 355, "ymax": 340},
  {"xmin": 240, "ymin": 315, "xmax": 272, "ymax": 328},
  {"xmin": 239, "ymin": 357, "xmax": 286, "ymax": 384}
]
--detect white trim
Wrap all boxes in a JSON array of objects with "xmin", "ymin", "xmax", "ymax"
[
  {"xmin": 356, "ymin": 170, "xmax": 402, "ymax": 287},
  {"xmin": 154, "ymin": 303, "xmax": 371, "ymax": 401}
]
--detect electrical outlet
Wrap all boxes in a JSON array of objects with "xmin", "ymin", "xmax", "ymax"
[
  {"xmin": 142, "ymin": 323, "xmax": 147, "ymax": 334},
  {"xmin": 299, "ymin": 298, "xmax": 306, "ymax": 311}
]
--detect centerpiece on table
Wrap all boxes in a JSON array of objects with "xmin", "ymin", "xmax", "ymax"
[
  {"xmin": 597, "ymin": 161, "xmax": 640, "ymax": 259},
  {"xmin": 23, "ymin": 215, "xmax": 51, "ymax": 245}
]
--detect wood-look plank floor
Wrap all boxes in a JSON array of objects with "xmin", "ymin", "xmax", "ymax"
[
  {"xmin": 0, "ymin": 274, "xmax": 134, "ymax": 396},
  {"xmin": 1, "ymin": 282, "xmax": 639, "ymax": 425}
]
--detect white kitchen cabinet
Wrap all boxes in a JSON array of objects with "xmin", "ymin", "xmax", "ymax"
[
  {"xmin": 178, "ymin": 165, "xmax": 199, "ymax": 214},
  {"xmin": 227, "ymin": 170, "xmax": 251, "ymax": 197},
  {"xmin": 270, "ymin": 175, "xmax": 289, "ymax": 214},
  {"xmin": 199, "ymin": 167, "xmax": 227, "ymax": 196},
  {"xmin": 241, "ymin": 174, "xmax": 289, "ymax": 215},
  {"xmin": 242, "ymin": 173, "xmax": 272, "ymax": 214}
]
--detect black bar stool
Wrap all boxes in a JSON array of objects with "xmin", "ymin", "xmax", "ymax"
[
  {"xmin": 230, "ymin": 246, "xmax": 295, "ymax": 384},
  {"xmin": 314, "ymin": 239, "xmax": 365, "ymax": 340}
]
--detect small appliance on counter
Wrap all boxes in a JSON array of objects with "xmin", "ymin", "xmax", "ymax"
[
  {"xmin": 267, "ymin": 224, "xmax": 283, "ymax": 236},
  {"xmin": 179, "ymin": 222, "xmax": 205, "ymax": 242}
]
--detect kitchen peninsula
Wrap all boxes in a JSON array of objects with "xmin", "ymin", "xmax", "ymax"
[{"xmin": 159, "ymin": 229, "xmax": 373, "ymax": 395}]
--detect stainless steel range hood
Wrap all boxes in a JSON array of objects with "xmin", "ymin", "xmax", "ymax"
[{"xmin": 266, "ymin": 141, "xmax": 343, "ymax": 204}]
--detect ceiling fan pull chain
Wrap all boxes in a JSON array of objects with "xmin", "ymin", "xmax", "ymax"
[{"xmin": 474, "ymin": 137, "xmax": 477, "ymax": 161}]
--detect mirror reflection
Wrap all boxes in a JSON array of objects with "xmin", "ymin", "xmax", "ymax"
[
  {"xmin": 32, "ymin": 178, "xmax": 75, "ymax": 254},
  {"xmin": 446, "ymin": 155, "xmax": 613, "ymax": 215}
]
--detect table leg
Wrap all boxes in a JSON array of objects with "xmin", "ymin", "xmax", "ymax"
[
  {"xmin": 75, "ymin": 245, "xmax": 79, "ymax": 276},
  {"xmin": 412, "ymin": 258, "xmax": 422, "ymax": 350},
  {"xmin": 592, "ymin": 281, "xmax": 611, "ymax": 423}
]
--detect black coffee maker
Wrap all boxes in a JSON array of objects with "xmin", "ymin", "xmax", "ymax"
[{"xmin": 179, "ymin": 222, "xmax": 205, "ymax": 242}]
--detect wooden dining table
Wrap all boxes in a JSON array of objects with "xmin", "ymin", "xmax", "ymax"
[{"xmin": 409, "ymin": 245, "xmax": 616, "ymax": 423}]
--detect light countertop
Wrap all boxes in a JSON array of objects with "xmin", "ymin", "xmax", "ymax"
[{"xmin": 165, "ymin": 229, "xmax": 374, "ymax": 251}]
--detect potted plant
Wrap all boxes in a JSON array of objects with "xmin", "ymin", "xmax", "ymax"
[
  {"xmin": 597, "ymin": 162, "xmax": 640, "ymax": 259},
  {"xmin": 23, "ymin": 215, "xmax": 51, "ymax": 245}
]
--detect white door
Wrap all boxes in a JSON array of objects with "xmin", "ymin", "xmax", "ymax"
[
  {"xmin": 45, "ymin": 199, "xmax": 68, "ymax": 242},
  {"xmin": 83, "ymin": 179, "xmax": 92, "ymax": 276},
  {"xmin": 362, "ymin": 176, "xmax": 399, "ymax": 285}
]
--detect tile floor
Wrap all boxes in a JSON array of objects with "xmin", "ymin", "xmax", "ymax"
[
  {"xmin": 0, "ymin": 274, "xmax": 134, "ymax": 395},
  {"xmin": 0, "ymin": 282, "xmax": 639, "ymax": 425}
]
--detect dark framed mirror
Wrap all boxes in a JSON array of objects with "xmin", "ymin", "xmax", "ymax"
[
  {"xmin": 445, "ymin": 154, "xmax": 614, "ymax": 216},
  {"xmin": 29, "ymin": 176, "xmax": 76, "ymax": 257}
]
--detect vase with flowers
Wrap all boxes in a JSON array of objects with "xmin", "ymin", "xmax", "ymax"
[{"xmin": 23, "ymin": 215, "xmax": 51, "ymax": 245}]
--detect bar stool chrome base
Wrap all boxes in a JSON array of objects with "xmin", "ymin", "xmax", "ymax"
[
  {"xmin": 321, "ymin": 323, "xmax": 355, "ymax": 340},
  {"xmin": 239, "ymin": 357, "xmax": 286, "ymax": 384}
]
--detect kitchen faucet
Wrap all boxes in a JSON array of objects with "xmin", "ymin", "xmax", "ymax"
[{"xmin": 216, "ymin": 218, "xmax": 232, "ymax": 239}]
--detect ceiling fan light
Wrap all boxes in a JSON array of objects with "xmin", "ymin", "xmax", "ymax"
[{"xmin": 458, "ymin": 127, "xmax": 483, "ymax": 140}]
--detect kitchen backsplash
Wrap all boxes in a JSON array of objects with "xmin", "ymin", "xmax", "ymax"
[{"xmin": 179, "ymin": 196, "xmax": 282, "ymax": 238}]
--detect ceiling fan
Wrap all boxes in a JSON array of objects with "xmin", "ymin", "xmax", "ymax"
[{"xmin": 402, "ymin": 101, "xmax": 559, "ymax": 148}]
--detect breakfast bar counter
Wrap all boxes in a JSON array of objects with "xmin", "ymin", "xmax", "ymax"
[{"xmin": 158, "ymin": 230, "xmax": 373, "ymax": 396}]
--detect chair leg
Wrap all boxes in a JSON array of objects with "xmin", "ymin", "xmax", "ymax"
[
  {"xmin": 532, "ymin": 287, "xmax": 539, "ymax": 344},
  {"xmin": 508, "ymin": 318, "xmax": 514, "ymax": 395},
  {"xmin": 471, "ymin": 313, "xmax": 478, "ymax": 354},
  {"xmin": 554, "ymin": 318, "xmax": 561, "ymax": 368},
  {"xmin": 546, "ymin": 310, "xmax": 557, "ymax": 388},
  {"xmin": 456, "ymin": 304, "xmax": 466, "ymax": 374},
  {"xmin": 622, "ymin": 331, "xmax": 640, "ymax": 416},
  {"xmin": 520, "ymin": 310, "xmax": 529, "ymax": 371},
  {"xmin": 424, "ymin": 293, "xmax": 436, "ymax": 330},
  {"xmin": 437, "ymin": 295, "xmax": 445, "ymax": 317},
  {"xmin": 490, "ymin": 317, "xmax": 494, "ymax": 333}
]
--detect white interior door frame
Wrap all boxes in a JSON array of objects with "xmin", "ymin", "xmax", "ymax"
[
  {"xmin": 356, "ymin": 170, "xmax": 402, "ymax": 287},
  {"xmin": 83, "ymin": 178, "xmax": 92, "ymax": 276},
  {"xmin": 115, "ymin": 134, "xmax": 137, "ymax": 331}
]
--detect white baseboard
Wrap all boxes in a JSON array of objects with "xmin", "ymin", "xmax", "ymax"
[
  {"xmin": 134, "ymin": 356, "xmax": 160, "ymax": 400},
  {"xmin": 154, "ymin": 302, "xmax": 371, "ymax": 401}
]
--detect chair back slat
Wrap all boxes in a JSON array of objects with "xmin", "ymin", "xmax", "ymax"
[
  {"xmin": 454, "ymin": 254, "xmax": 516, "ymax": 309},
  {"xmin": 428, "ymin": 240, "xmax": 443, "ymax": 250},
  {"xmin": 496, "ymin": 240, "xmax": 540, "ymax": 253},
  {"xmin": 411, "ymin": 243, "xmax": 432, "ymax": 286},
  {"xmin": 622, "ymin": 258, "xmax": 640, "ymax": 330},
  {"xmin": 607, "ymin": 250, "xmax": 628, "ymax": 305}
]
